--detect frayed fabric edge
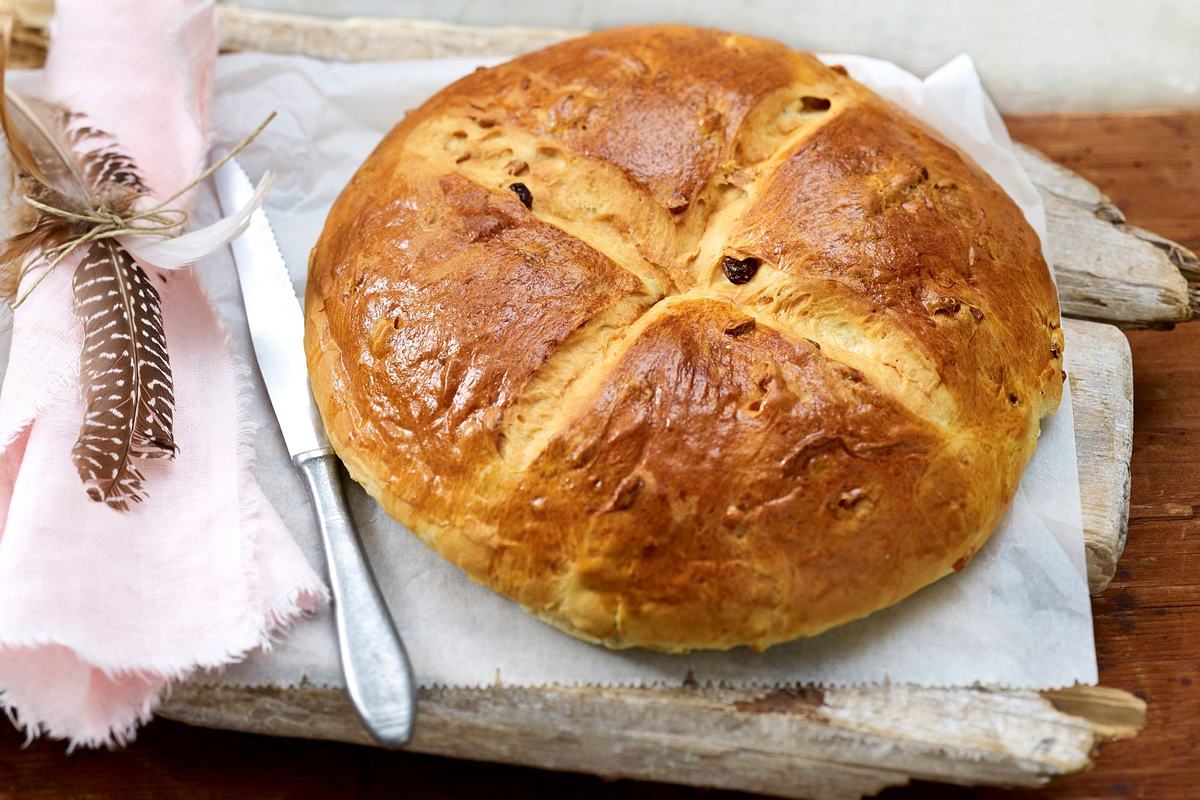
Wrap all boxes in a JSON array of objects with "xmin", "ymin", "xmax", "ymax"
[
  {"xmin": 1, "ymin": 686, "xmax": 158, "ymax": 753},
  {"xmin": 0, "ymin": 578, "xmax": 327, "ymax": 750}
]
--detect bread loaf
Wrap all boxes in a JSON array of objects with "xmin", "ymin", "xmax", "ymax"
[{"xmin": 305, "ymin": 25, "xmax": 1064, "ymax": 652}]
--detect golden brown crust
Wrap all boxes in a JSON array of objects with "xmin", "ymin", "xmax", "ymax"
[{"xmin": 306, "ymin": 25, "xmax": 1063, "ymax": 652}]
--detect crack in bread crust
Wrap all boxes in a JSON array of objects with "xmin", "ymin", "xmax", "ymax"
[
  {"xmin": 497, "ymin": 294, "xmax": 662, "ymax": 472},
  {"xmin": 698, "ymin": 269, "xmax": 959, "ymax": 428},
  {"xmin": 403, "ymin": 118, "xmax": 678, "ymax": 297}
]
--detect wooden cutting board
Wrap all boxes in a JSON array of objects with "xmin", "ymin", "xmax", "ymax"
[{"xmin": 2, "ymin": 7, "xmax": 1178, "ymax": 798}]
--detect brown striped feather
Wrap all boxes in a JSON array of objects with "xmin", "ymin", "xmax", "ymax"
[{"xmin": 71, "ymin": 238, "xmax": 175, "ymax": 510}]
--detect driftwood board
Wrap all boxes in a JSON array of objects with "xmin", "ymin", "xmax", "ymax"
[{"xmin": 4, "ymin": 5, "xmax": 1187, "ymax": 798}]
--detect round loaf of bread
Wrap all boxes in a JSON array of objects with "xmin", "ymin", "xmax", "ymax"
[{"xmin": 305, "ymin": 25, "xmax": 1064, "ymax": 652}]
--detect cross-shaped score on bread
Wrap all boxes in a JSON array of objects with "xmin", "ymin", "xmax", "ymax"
[{"xmin": 305, "ymin": 25, "xmax": 1065, "ymax": 653}]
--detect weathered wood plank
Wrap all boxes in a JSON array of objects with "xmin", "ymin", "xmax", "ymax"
[
  {"xmin": 1018, "ymin": 145, "xmax": 1199, "ymax": 327},
  {"xmin": 160, "ymin": 682, "xmax": 1143, "ymax": 800},
  {"xmin": 1064, "ymin": 319, "xmax": 1133, "ymax": 592},
  {"xmin": 216, "ymin": 5, "xmax": 576, "ymax": 61}
]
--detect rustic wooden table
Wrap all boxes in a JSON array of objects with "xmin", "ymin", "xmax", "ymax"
[{"xmin": 0, "ymin": 111, "xmax": 1195, "ymax": 800}]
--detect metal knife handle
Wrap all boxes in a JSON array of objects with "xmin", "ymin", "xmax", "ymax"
[{"xmin": 294, "ymin": 450, "xmax": 417, "ymax": 748}]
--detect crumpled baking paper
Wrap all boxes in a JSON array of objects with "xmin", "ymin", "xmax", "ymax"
[{"xmin": 182, "ymin": 51, "xmax": 1093, "ymax": 689}]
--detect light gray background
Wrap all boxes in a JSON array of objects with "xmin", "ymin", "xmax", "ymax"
[{"xmin": 228, "ymin": 0, "xmax": 1199, "ymax": 113}]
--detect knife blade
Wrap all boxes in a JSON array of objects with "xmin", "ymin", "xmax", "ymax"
[
  {"xmin": 212, "ymin": 155, "xmax": 417, "ymax": 748},
  {"xmin": 210, "ymin": 156, "xmax": 328, "ymax": 458}
]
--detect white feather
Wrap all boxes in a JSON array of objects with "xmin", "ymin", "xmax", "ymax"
[{"xmin": 118, "ymin": 171, "xmax": 275, "ymax": 269}]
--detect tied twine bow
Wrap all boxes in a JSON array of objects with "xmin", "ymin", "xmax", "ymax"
[
  {"xmin": 11, "ymin": 190, "xmax": 187, "ymax": 306},
  {"xmin": 8, "ymin": 111, "xmax": 276, "ymax": 308}
]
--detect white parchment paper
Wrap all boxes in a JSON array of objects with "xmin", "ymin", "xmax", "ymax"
[{"xmin": 185, "ymin": 51, "xmax": 1095, "ymax": 689}]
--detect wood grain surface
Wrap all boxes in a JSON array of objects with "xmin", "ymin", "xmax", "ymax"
[{"xmin": 0, "ymin": 115, "xmax": 1196, "ymax": 800}]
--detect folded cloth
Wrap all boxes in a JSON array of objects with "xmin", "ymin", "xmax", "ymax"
[{"xmin": 0, "ymin": 0, "xmax": 327, "ymax": 748}]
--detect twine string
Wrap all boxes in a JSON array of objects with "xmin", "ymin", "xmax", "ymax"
[{"xmin": 11, "ymin": 111, "xmax": 277, "ymax": 308}]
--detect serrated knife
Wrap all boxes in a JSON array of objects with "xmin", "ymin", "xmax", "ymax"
[{"xmin": 212, "ymin": 156, "xmax": 417, "ymax": 747}]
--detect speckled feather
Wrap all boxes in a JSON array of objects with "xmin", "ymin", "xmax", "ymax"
[{"xmin": 71, "ymin": 238, "xmax": 176, "ymax": 510}]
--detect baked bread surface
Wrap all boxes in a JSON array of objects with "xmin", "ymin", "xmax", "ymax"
[{"xmin": 305, "ymin": 25, "xmax": 1064, "ymax": 652}]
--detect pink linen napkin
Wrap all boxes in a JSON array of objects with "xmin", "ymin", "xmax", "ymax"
[{"xmin": 0, "ymin": 0, "xmax": 328, "ymax": 747}]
